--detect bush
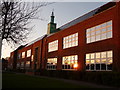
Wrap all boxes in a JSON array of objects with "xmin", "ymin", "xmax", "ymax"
[{"xmin": 39, "ymin": 70, "xmax": 120, "ymax": 87}]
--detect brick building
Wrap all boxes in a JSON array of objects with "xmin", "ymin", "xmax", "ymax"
[{"xmin": 9, "ymin": 1, "xmax": 120, "ymax": 72}]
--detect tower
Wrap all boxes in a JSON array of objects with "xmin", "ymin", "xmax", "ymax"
[{"xmin": 47, "ymin": 11, "xmax": 57, "ymax": 34}]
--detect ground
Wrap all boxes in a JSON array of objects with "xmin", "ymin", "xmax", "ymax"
[
  {"xmin": 2, "ymin": 72, "xmax": 90, "ymax": 88},
  {"xmin": 2, "ymin": 72, "xmax": 117, "ymax": 89}
]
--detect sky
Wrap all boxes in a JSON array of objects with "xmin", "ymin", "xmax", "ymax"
[{"xmin": 1, "ymin": 1, "xmax": 111, "ymax": 58}]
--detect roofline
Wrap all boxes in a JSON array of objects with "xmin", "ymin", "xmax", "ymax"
[{"xmin": 58, "ymin": 1, "xmax": 116, "ymax": 30}]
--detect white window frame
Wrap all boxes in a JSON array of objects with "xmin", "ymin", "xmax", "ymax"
[
  {"xmin": 47, "ymin": 58, "xmax": 57, "ymax": 70},
  {"xmin": 48, "ymin": 40, "xmax": 58, "ymax": 52},
  {"xmin": 86, "ymin": 20, "xmax": 112, "ymax": 44},
  {"xmin": 63, "ymin": 33, "xmax": 78, "ymax": 49},
  {"xmin": 86, "ymin": 50, "xmax": 113, "ymax": 71},
  {"xmin": 62, "ymin": 55, "xmax": 78, "ymax": 70},
  {"xmin": 27, "ymin": 49, "xmax": 31, "ymax": 57}
]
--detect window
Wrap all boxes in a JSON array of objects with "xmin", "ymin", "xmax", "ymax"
[
  {"xmin": 63, "ymin": 33, "xmax": 78, "ymax": 49},
  {"xmin": 48, "ymin": 40, "xmax": 58, "ymax": 52},
  {"xmin": 62, "ymin": 55, "xmax": 78, "ymax": 70},
  {"xmin": 17, "ymin": 63, "xmax": 20, "ymax": 68},
  {"xmin": 47, "ymin": 58, "xmax": 57, "ymax": 70},
  {"xmin": 27, "ymin": 49, "xmax": 31, "ymax": 57},
  {"xmin": 20, "ymin": 62, "xmax": 24, "ymax": 69},
  {"xmin": 22, "ymin": 52, "xmax": 25, "ymax": 58},
  {"xmin": 86, "ymin": 50, "xmax": 113, "ymax": 71},
  {"xmin": 86, "ymin": 20, "xmax": 112, "ymax": 43},
  {"xmin": 25, "ymin": 61, "xmax": 30, "ymax": 69}
]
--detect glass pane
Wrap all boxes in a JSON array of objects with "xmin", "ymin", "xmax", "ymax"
[
  {"xmin": 101, "ymin": 52, "xmax": 107, "ymax": 58},
  {"xmin": 107, "ymin": 31, "xmax": 112, "ymax": 38},
  {"xmin": 96, "ymin": 59, "xmax": 100, "ymax": 63},
  {"xmin": 96, "ymin": 64, "xmax": 100, "ymax": 70},
  {"xmin": 91, "ymin": 60, "xmax": 95, "ymax": 64},
  {"xmin": 101, "ymin": 28, "xmax": 106, "ymax": 33},
  {"xmin": 101, "ymin": 59, "xmax": 106, "ymax": 63},
  {"xmin": 96, "ymin": 53, "xmax": 100, "ymax": 58},
  {"xmin": 87, "ymin": 29, "xmax": 91, "ymax": 33},
  {"xmin": 76, "ymin": 33, "xmax": 78, "ymax": 37},
  {"xmin": 107, "ymin": 21, "xmax": 112, "ymax": 26},
  {"xmin": 91, "ymin": 64, "xmax": 95, "ymax": 70},
  {"xmin": 87, "ymin": 33, "xmax": 90, "ymax": 37},
  {"xmin": 107, "ymin": 51, "xmax": 112, "ymax": 57},
  {"xmin": 86, "ymin": 64, "xmax": 90, "ymax": 70},
  {"xmin": 75, "ymin": 55, "xmax": 78, "ymax": 60},
  {"xmin": 27, "ymin": 49, "xmax": 31, "ymax": 57},
  {"xmin": 101, "ymin": 23, "xmax": 106, "ymax": 27},
  {"xmin": 107, "ymin": 26, "xmax": 112, "ymax": 31},
  {"xmin": 101, "ymin": 64, "xmax": 106, "ymax": 70},
  {"xmin": 107, "ymin": 64, "xmax": 112, "ymax": 70},
  {"xmin": 86, "ymin": 60, "xmax": 90, "ymax": 64},
  {"xmin": 91, "ymin": 53, "xmax": 95, "ymax": 59},
  {"xmin": 91, "ymin": 31, "xmax": 95, "ymax": 36},
  {"xmin": 96, "ymin": 25, "xmax": 101, "ymax": 30},
  {"xmin": 107, "ymin": 58, "xmax": 113, "ymax": 64},
  {"xmin": 87, "ymin": 38, "xmax": 90, "ymax": 43},
  {"xmin": 91, "ymin": 36, "xmax": 95, "ymax": 42},
  {"xmin": 96, "ymin": 30, "xmax": 101, "ymax": 34},
  {"xmin": 101, "ymin": 33, "xmax": 107, "ymax": 40},
  {"xmin": 86, "ymin": 54, "xmax": 90, "ymax": 59},
  {"xmin": 96, "ymin": 35, "xmax": 100, "ymax": 41}
]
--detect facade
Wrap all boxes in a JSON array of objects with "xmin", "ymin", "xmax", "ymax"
[{"xmin": 9, "ymin": 1, "xmax": 120, "ymax": 72}]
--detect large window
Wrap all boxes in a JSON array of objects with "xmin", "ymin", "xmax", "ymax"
[
  {"xmin": 22, "ymin": 52, "xmax": 25, "ymax": 58},
  {"xmin": 47, "ymin": 58, "xmax": 57, "ymax": 70},
  {"xmin": 86, "ymin": 50, "xmax": 113, "ymax": 71},
  {"xmin": 62, "ymin": 55, "xmax": 78, "ymax": 70},
  {"xmin": 86, "ymin": 20, "xmax": 112, "ymax": 43},
  {"xmin": 63, "ymin": 33, "xmax": 78, "ymax": 49},
  {"xmin": 48, "ymin": 40, "xmax": 58, "ymax": 52},
  {"xmin": 27, "ymin": 49, "xmax": 31, "ymax": 57}
]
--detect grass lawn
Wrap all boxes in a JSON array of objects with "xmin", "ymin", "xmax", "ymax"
[{"xmin": 2, "ymin": 72, "xmax": 91, "ymax": 88}]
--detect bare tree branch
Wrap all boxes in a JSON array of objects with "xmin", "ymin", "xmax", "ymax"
[{"xmin": 1, "ymin": 0, "xmax": 51, "ymax": 47}]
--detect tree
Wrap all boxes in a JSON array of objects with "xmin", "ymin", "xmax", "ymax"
[{"xmin": 0, "ymin": 0, "xmax": 51, "ymax": 59}]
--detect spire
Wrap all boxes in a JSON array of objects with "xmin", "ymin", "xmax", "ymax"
[
  {"xmin": 50, "ymin": 9, "xmax": 54, "ymax": 23},
  {"xmin": 47, "ymin": 10, "xmax": 57, "ymax": 34}
]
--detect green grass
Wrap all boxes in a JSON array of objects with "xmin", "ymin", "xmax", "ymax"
[{"xmin": 2, "ymin": 72, "xmax": 90, "ymax": 88}]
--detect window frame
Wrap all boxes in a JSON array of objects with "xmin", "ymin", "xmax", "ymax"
[
  {"xmin": 62, "ymin": 55, "xmax": 78, "ymax": 70},
  {"xmin": 48, "ymin": 40, "xmax": 58, "ymax": 52},
  {"xmin": 85, "ymin": 50, "xmax": 113, "ymax": 71},
  {"xmin": 47, "ymin": 58, "xmax": 57, "ymax": 70},
  {"xmin": 86, "ymin": 20, "xmax": 113, "ymax": 44},
  {"xmin": 27, "ymin": 49, "xmax": 31, "ymax": 57},
  {"xmin": 63, "ymin": 33, "xmax": 78, "ymax": 49}
]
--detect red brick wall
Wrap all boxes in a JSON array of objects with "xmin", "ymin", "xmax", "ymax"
[{"xmin": 44, "ymin": 3, "xmax": 120, "ymax": 71}]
